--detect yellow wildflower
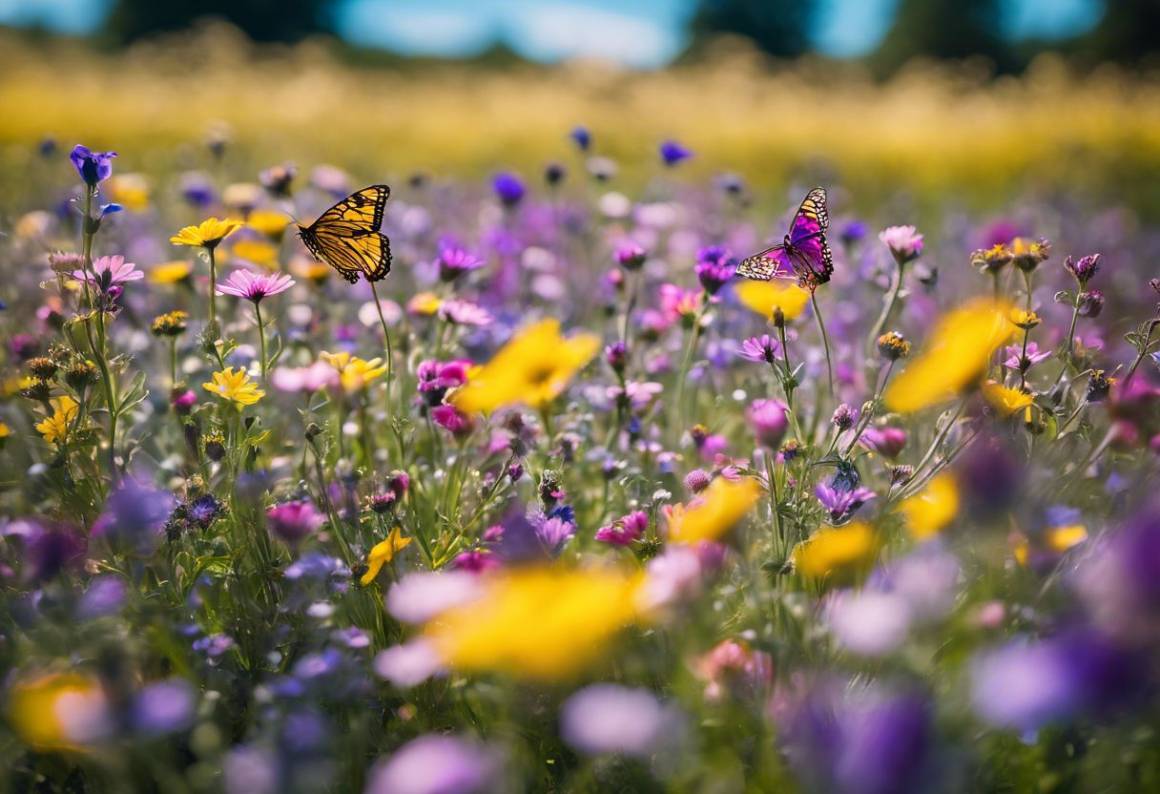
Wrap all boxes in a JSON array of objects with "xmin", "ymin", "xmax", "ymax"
[
  {"xmin": 1008, "ymin": 308, "xmax": 1041, "ymax": 330},
  {"xmin": 3, "ymin": 375, "xmax": 37, "ymax": 397},
  {"xmin": 451, "ymin": 319, "xmax": 600, "ymax": 414},
  {"xmin": 247, "ymin": 209, "xmax": 291, "ymax": 239},
  {"xmin": 425, "ymin": 566, "xmax": 641, "ymax": 680},
  {"xmin": 320, "ymin": 352, "xmax": 388, "ymax": 393},
  {"xmin": 1014, "ymin": 524, "xmax": 1087, "ymax": 567},
  {"xmin": 106, "ymin": 173, "xmax": 150, "ymax": 211},
  {"xmin": 148, "ymin": 260, "xmax": 193, "ymax": 285},
  {"xmin": 230, "ymin": 238, "xmax": 280, "ymax": 270},
  {"xmin": 407, "ymin": 292, "xmax": 443, "ymax": 316},
  {"xmin": 7, "ymin": 673, "xmax": 110, "ymax": 751},
  {"xmin": 203, "ymin": 367, "xmax": 265, "ymax": 408},
  {"xmin": 170, "ymin": 217, "xmax": 244, "ymax": 250},
  {"xmin": 666, "ymin": 476, "xmax": 762, "ymax": 545},
  {"xmin": 981, "ymin": 381, "xmax": 1034, "ymax": 416},
  {"xmin": 360, "ymin": 527, "xmax": 413, "ymax": 586},
  {"xmin": 883, "ymin": 298, "xmax": 1013, "ymax": 413},
  {"xmin": 791, "ymin": 522, "xmax": 878, "ymax": 579},
  {"xmin": 896, "ymin": 473, "xmax": 959, "ymax": 541},
  {"xmin": 734, "ymin": 280, "xmax": 811, "ymax": 322},
  {"xmin": 291, "ymin": 256, "xmax": 332, "ymax": 284},
  {"xmin": 35, "ymin": 396, "xmax": 79, "ymax": 445},
  {"xmin": 0, "ymin": 421, "xmax": 10, "ymax": 441}
]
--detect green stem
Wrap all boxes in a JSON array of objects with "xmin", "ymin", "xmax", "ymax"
[
  {"xmin": 866, "ymin": 261, "xmax": 906, "ymax": 360},
  {"xmin": 254, "ymin": 301, "xmax": 268, "ymax": 379},
  {"xmin": 207, "ymin": 246, "xmax": 218, "ymax": 335},
  {"xmin": 810, "ymin": 291, "xmax": 834, "ymax": 401},
  {"xmin": 369, "ymin": 280, "xmax": 395, "ymax": 409}
]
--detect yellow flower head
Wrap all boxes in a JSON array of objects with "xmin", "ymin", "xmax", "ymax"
[
  {"xmin": 320, "ymin": 351, "xmax": 388, "ymax": 393},
  {"xmin": 247, "ymin": 209, "xmax": 291, "ymax": 239},
  {"xmin": 36, "ymin": 396, "xmax": 79, "ymax": 446},
  {"xmin": 981, "ymin": 381, "xmax": 1034, "ymax": 416},
  {"xmin": 0, "ymin": 421, "xmax": 11, "ymax": 439},
  {"xmin": 203, "ymin": 367, "xmax": 265, "ymax": 408},
  {"xmin": 884, "ymin": 298, "xmax": 1013, "ymax": 413},
  {"xmin": 230, "ymin": 238, "xmax": 280, "ymax": 270},
  {"xmin": 791, "ymin": 522, "xmax": 879, "ymax": 579},
  {"xmin": 734, "ymin": 280, "xmax": 811, "ymax": 323},
  {"xmin": 407, "ymin": 292, "xmax": 443, "ymax": 316},
  {"xmin": 666, "ymin": 476, "xmax": 762, "ymax": 545},
  {"xmin": 896, "ymin": 473, "xmax": 959, "ymax": 541},
  {"xmin": 291, "ymin": 256, "xmax": 332, "ymax": 284},
  {"xmin": 7, "ymin": 673, "xmax": 109, "ymax": 752},
  {"xmin": 360, "ymin": 527, "xmax": 413, "ymax": 586},
  {"xmin": 106, "ymin": 173, "xmax": 150, "ymax": 212},
  {"xmin": 1009, "ymin": 237, "xmax": 1051, "ymax": 271},
  {"xmin": 451, "ymin": 319, "xmax": 600, "ymax": 414},
  {"xmin": 1007, "ymin": 308, "xmax": 1041, "ymax": 330},
  {"xmin": 170, "ymin": 217, "xmax": 244, "ymax": 250},
  {"xmin": 148, "ymin": 260, "xmax": 193, "ymax": 285},
  {"xmin": 1013, "ymin": 524, "xmax": 1088, "ymax": 567},
  {"xmin": 424, "ymin": 566, "xmax": 641, "ymax": 680}
]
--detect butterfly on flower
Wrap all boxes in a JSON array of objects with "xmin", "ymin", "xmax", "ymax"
[
  {"xmin": 297, "ymin": 185, "xmax": 392, "ymax": 284},
  {"xmin": 736, "ymin": 187, "xmax": 833, "ymax": 290}
]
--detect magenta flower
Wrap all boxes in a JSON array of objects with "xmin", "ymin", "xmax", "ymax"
[
  {"xmin": 266, "ymin": 500, "xmax": 325, "ymax": 546},
  {"xmin": 859, "ymin": 426, "xmax": 907, "ymax": 459},
  {"xmin": 615, "ymin": 243, "xmax": 646, "ymax": 271},
  {"xmin": 438, "ymin": 299, "xmax": 493, "ymax": 327},
  {"xmin": 72, "ymin": 255, "xmax": 143, "ymax": 288},
  {"xmin": 738, "ymin": 335, "xmax": 780, "ymax": 364},
  {"xmin": 878, "ymin": 225, "xmax": 924, "ymax": 264},
  {"xmin": 417, "ymin": 359, "xmax": 472, "ymax": 403},
  {"xmin": 438, "ymin": 246, "xmax": 486, "ymax": 282},
  {"xmin": 595, "ymin": 510, "xmax": 649, "ymax": 546},
  {"xmin": 432, "ymin": 404, "xmax": 475, "ymax": 438},
  {"xmin": 747, "ymin": 399, "xmax": 789, "ymax": 449},
  {"xmin": 216, "ymin": 269, "xmax": 294, "ymax": 303},
  {"xmin": 1004, "ymin": 341, "xmax": 1052, "ymax": 371}
]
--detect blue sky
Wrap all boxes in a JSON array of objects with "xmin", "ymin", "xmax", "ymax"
[{"xmin": 0, "ymin": 0, "xmax": 1106, "ymax": 68}]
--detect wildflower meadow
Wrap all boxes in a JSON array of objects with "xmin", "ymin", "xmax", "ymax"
[{"xmin": 3, "ymin": 28, "xmax": 1160, "ymax": 794}]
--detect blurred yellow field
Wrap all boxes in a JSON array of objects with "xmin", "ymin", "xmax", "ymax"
[{"xmin": 3, "ymin": 25, "xmax": 1160, "ymax": 212}]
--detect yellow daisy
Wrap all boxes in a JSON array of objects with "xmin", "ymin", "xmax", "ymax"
[
  {"xmin": 203, "ymin": 367, "xmax": 265, "ymax": 408},
  {"xmin": 884, "ymin": 298, "xmax": 1013, "ymax": 413},
  {"xmin": 981, "ymin": 381, "xmax": 1034, "ymax": 416},
  {"xmin": 665, "ymin": 476, "xmax": 762, "ymax": 545},
  {"xmin": 170, "ymin": 217, "xmax": 244, "ymax": 250},
  {"xmin": 791, "ymin": 522, "xmax": 879, "ymax": 579},
  {"xmin": 320, "ymin": 352, "xmax": 389, "ymax": 393},
  {"xmin": 35, "ymin": 396, "xmax": 79, "ymax": 446},
  {"xmin": 896, "ymin": 473, "xmax": 959, "ymax": 541},
  {"xmin": 451, "ymin": 319, "xmax": 600, "ymax": 414},
  {"xmin": 247, "ymin": 209, "xmax": 291, "ymax": 239},
  {"xmin": 148, "ymin": 260, "xmax": 194, "ymax": 285}
]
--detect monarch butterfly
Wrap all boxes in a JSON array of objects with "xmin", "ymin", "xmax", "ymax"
[
  {"xmin": 736, "ymin": 187, "xmax": 833, "ymax": 289},
  {"xmin": 297, "ymin": 185, "xmax": 392, "ymax": 284}
]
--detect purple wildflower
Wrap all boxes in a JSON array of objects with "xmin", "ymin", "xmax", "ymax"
[
  {"xmin": 365, "ymin": 735, "xmax": 501, "ymax": 794},
  {"xmin": 1003, "ymin": 341, "xmax": 1052, "ymax": 371},
  {"xmin": 216, "ymin": 269, "xmax": 294, "ymax": 303},
  {"xmin": 858, "ymin": 426, "xmax": 907, "ymax": 459},
  {"xmin": 569, "ymin": 125, "xmax": 591, "ymax": 151},
  {"xmin": 437, "ymin": 246, "xmax": 486, "ymax": 282},
  {"xmin": 416, "ymin": 359, "xmax": 471, "ymax": 404},
  {"xmin": 72, "ymin": 255, "xmax": 143, "ymax": 289},
  {"xmin": 738, "ymin": 334, "xmax": 780, "ymax": 364},
  {"xmin": 438, "ymin": 299, "xmax": 492, "ymax": 326},
  {"xmin": 1064, "ymin": 253, "xmax": 1101, "ymax": 285},
  {"xmin": 815, "ymin": 482, "xmax": 876, "ymax": 523},
  {"xmin": 659, "ymin": 139, "xmax": 693, "ymax": 166},
  {"xmin": 492, "ymin": 172, "xmax": 525, "ymax": 206},
  {"xmin": 70, "ymin": 144, "xmax": 117, "ymax": 186}
]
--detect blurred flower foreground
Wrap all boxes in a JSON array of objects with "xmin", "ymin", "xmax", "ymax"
[{"xmin": 3, "ymin": 29, "xmax": 1160, "ymax": 794}]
